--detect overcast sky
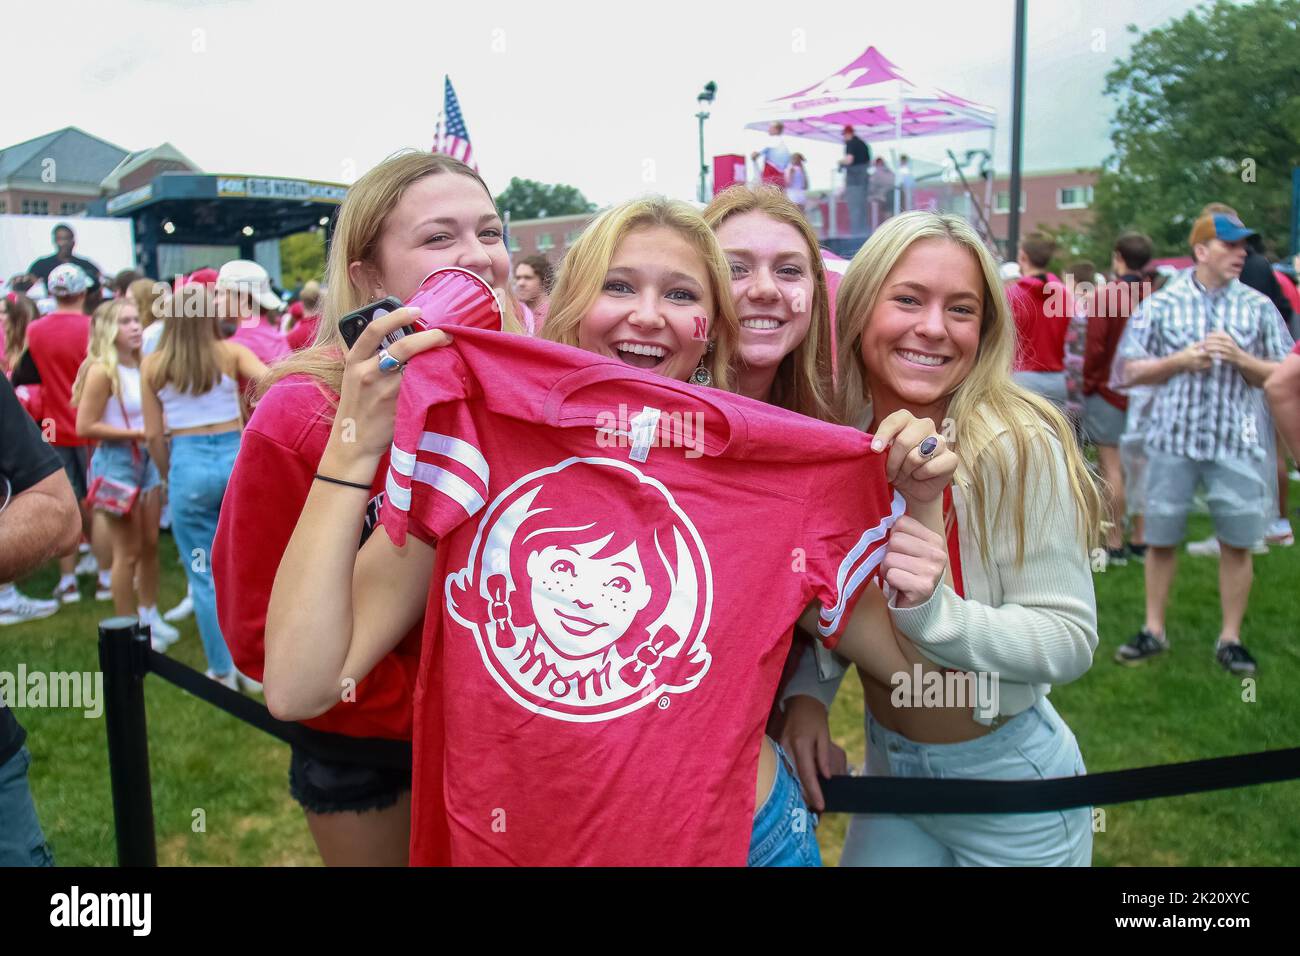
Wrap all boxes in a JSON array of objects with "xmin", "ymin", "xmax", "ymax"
[{"xmin": 9, "ymin": 0, "xmax": 1205, "ymax": 206}]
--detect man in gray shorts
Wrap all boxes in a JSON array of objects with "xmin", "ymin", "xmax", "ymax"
[{"xmin": 1113, "ymin": 211, "xmax": 1293, "ymax": 674}]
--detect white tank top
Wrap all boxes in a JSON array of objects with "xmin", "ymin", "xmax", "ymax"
[
  {"xmin": 103, "ymin": 365, "xmax": 143, "ymax": 431},
  {"xmin": 157, "ymin": 373, "xmax": 241, "ymax": 430}
]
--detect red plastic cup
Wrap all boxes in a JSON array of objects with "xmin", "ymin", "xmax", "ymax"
[{"xmin": 404, "ymin": 267, "xmax": 503, "ymax": 332}]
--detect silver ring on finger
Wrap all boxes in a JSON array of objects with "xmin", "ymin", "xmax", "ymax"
[
  {"xmin": 377, "ymin": 347, "xmax": 406, "ymax": 374},
  {"xmin": 917, "ymin": 435, "xmax": 939, "ymax": 458}
]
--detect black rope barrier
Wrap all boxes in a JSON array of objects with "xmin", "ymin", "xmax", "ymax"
[{"xmin": 99, "ymin": 616, "xmax": 1300, "ymax": 867}]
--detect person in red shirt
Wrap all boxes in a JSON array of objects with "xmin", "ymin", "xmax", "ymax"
[
  {"xmin": 1083, "ymin": 232, "xmax": 1154, "ymax": 563},
  {"xmin": 511, "ymin": 256, "xmax": 551, "ymax": 335},
  {"xmin": 261, "ymin": 195, "xmax": 954, "ymax": 866},
  {"xmin": 1009, "ymin": 231, "xmax": 1071, "ymax": 410},
  {"xmin": 284, "ymin": 281, "xmax": 324, "ymax": 351},
  {"xmin": 214, "ymin": 151, "xmax": 521, "ymax": 866},
  {"xmin": 11, "ymin": 264, "xmax": 93, "ymax": 601}
]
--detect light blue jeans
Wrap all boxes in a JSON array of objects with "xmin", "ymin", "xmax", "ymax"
[
  {"xmin": 169, "ymin": 431, "xmax": 240, "ymax": 676},
  {"xmin": 748, "ymin": 739, "xmax": 822, "ymax": 867},
  {"xmin": 842, "ymin": 697, "xmax": 1092, "ymax": 866}
]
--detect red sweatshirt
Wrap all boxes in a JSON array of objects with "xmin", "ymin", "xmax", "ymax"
[
  {"xmin": 1009, "ymin": 274, "xmax": 1069, "ymax": 373},
  {"xmin": 212, "ymin": 373, "xmax": 420, "ymax": 740},
  {"xmin": 1083, "ymin": 273, "xmax": 1151, "ymax": 412}
]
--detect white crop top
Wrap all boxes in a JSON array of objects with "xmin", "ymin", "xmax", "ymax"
[
  {"xmin": 157, "ymin": 373, "xmax": 241, "ymax": 430},
  {"xmin": 103, "ymin": 365, "xmax": 143, "ymax": 431}
]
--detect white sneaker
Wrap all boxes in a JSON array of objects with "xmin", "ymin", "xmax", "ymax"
[
  {"xmin": 1186, "ymin": 536, "xmax": 1269, "ymax": 557},
  {"xmin": 235, "ymin": 670, "xmax": 263, "ymax": 695},
  {"xmin": 0, "ymin": 591, "xmax": 60, "ymax": 626},
  {"xmin": 163, "ymin": 592, "xmax": 193, "ymax": 622},
  {"xmin": 205, "ymin": 669, "xmax": 239, "ymax": 691},
  {"xmin": 74, "ymin": 553, "xmax": 99, "ymax": 577},
  {"xmin": 95, "ymin": 580, "xmax": 114, "ymax": 601},
  {"xmin": 1265, "ymin": 518, "xmax": 1294, "ymax": 547},
  {"xmin": 52, "ymin": 579, "xmax": 81, "ymax": 604},
  {"xmin": 142, "ymin": 610, "xmax": 180, "ymax": 650}
]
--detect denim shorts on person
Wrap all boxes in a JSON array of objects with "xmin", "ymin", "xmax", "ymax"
[
  {"xmin": 1012, "ymin": 370, "xmax": 1068, "ymax": 409},
  {"xmin": 1143, "ymin": 449, "xmax": 1269, "ymax": 548},
  {"xmin": 841, "ymin": 697, "xmax": 1092, "ymax": 867},
  {"xmin": 1083, "ymin": 393, "xmax": 1126, "ymax": 447},
  {"xmin": 748, "ymin": 740, "xmax": 822, "ymax": 867},
  {"xmin": 0, "ymin": 746, "xmax": 55, "ymax": 866},
  {"xmin": 288, "ymin": 742, "xmax": 412, "ymax": 815},
  {"xmin": 89, "ymin": 440, "xmax": 161, "ymax": 504}
]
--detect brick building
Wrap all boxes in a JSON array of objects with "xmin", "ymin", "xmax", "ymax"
[
  {"xmin": 987, "ymin": 167, "xmax": 1099, "ymax": 237},
  {"xmin": 505, "ymin": 212, "xmax": 595, "ymax": 267},
  {"xmin": 0, "ymin": 127, "xmax": 202, "ymax": 219}
]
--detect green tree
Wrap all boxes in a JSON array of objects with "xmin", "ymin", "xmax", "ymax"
[
  {"xmin": 494, "ymin": 178, "xmax": 596, "ymax": 221},
  {"xmin": 279, "ymin": 230, "xmax": 326, "ymax": 292},
  {"xmin": 1090, "ymin": 0, "xmax": 1300, "ymax": 258}
]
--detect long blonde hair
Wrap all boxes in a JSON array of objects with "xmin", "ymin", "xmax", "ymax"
[
  {"xmin": 259, "ymin": 150, "xmax": 521, "ymax": 398},
  {"xmin": 129, "ymin": 277, "xmax": 168, "ymax": 329},
  {"xmin": 702, "ymin": 184, "xmax": 834, "ymax": 420},
  {"xmin": 72, "ymin": 299, "xmax": 139, "ymax": 406},
  {"xmin": 146, "ymin": 285, "xmax": 225, "ymax": 396},
  {"xmin": 835, "ymin": 211, "xmax": 1102, "ymax": 564},
  {"xmin": 542, "ymin": 196, "xmax": 738, "ymax": 393}
]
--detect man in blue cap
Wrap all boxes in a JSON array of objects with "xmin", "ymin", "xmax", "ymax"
[{"xmin": 1113, "ymin": 209, "xmax": 1293, "ymax": 675}]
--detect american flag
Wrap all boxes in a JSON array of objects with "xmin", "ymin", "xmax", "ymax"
[{"xmin": 435, "ymin": 75, "xmax": 476, "ymax": 170}]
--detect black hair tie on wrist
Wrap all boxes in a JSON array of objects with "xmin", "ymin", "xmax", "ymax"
[{"xmin": 314, "ymin": 473, "xmax": 372, "ymax": 491}]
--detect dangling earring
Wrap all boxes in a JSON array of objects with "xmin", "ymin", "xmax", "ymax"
[{"xmin": 689, "ymin": 355, "xmax": 713, "ymax": 387}]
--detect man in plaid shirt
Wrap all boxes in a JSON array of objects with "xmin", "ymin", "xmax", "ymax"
[{"xmin": 1113, "ymin": 211, "xmax": 1293, "ymax": 675}]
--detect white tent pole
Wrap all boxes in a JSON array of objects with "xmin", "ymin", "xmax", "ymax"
[
  {"xmin": 985, "ymin": 122, "xmax": 997, "ymax": 247},
  {"xmin": 892, "ymin": 89, "xmax": 903, "ymax": 216}
]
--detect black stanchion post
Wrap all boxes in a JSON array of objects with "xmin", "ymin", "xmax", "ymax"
[{"xmin": 98, "ymin": 616, "xmax": 158, "ymax": 867}]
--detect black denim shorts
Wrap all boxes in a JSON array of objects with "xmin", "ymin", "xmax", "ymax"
[{"xmin": 288, "ymin": 741, "xmax": 412, "ymax": 815}]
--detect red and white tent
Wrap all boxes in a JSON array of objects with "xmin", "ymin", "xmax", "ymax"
[{"xmin": 746, "ymin": 46, "xmax": 996, "ymax": 144}]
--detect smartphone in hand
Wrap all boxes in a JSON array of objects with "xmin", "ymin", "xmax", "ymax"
[{"xmin": 338, "ymin": 296, "xmax": 414, "ymax": 351}]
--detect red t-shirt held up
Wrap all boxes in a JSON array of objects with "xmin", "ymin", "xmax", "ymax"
[
  {"xmin": 212, "ymin": 375, "xmax": 421, "ymax": 741},
  {"xmin": 23, "ymin": 311, "xmax": 90, "ymax": 447},
  {"xmin": 1009, "ymin": 274, "xmax": 1070, "ymax": 373},
  {"xmin": 379, "ymin": 328, "xmax": 903, "ymax": 866}
]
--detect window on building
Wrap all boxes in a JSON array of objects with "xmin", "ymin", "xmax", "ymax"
[
  {"xmin": 537, "ymin": 233, "xmax": 554, "ymax": 252},
  {"xmin": 994, "ymin": 191, "xmax": 1026, "ymax": 214},
  {"xmin": 565, "ymin": 228, "xmax": 583, "ymax": 246},
  {"xmin": 60, "ymin": 201, "xmax": 84, "ymax": 215},
  {"xmin": 508, "ymin": 234, "xmax": 521, "ymax": 252},
  {"xmin": 0, "ymin": 201, "xmax": 6, "ymax": 213},
  {"xmin": 1057, "ymin": 185, "xmax": 1093, "ymax": 210}
]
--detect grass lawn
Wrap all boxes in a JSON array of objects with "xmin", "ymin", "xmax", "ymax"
[{"xmin": 6, "ymin": 492, "xmax": 1299, "ymax": 867}]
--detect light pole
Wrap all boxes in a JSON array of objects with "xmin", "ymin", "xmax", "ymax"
[
  {"xmin": 1007, "ymin": 0, "xmax": 1027, "ymax": 259},
  {"xmin": 696, "ymin": 81, "xmax": 717, "ymax": 203}
]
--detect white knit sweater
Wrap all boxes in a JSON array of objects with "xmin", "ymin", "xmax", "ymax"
[{"xmin": 782, "ymin": 425, "xmax": 1099, "ymax": 723}]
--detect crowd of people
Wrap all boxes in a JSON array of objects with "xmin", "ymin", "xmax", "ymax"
[
  {"xmin": 751, "ymin": 121, "xmax": 916, "ymax": 231},
  {"xmin": 1, "ymin": 151, "xmax": 1296, "ymax": 868}
]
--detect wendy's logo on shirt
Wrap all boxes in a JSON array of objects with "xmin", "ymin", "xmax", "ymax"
[{"xmin": 446, "ymin": 457, "xmax": 713, "ymax": 722}]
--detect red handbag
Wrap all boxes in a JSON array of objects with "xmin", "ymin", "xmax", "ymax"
[{"xmin": 85, "ymin": 384, "xmax": 142, "ymax": 516}]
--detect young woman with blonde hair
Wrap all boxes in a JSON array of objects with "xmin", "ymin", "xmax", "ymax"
[
  {"xmin": 781, "ymin": 210, "xmax": 1104, "ymax": 866},
  {"xmin": 141, "ymin": 285, "xmax": 266, "ymax": 688},
  {"xmin": 131, "ymin": 278, "xmax": 170, "ymax": 356},
  {"xmin": 703, "ymin": 185, "xmax": 834, "ymax": 419},
  {"xmin": 72, "ymin": 299, "xmax": 177, "ymax": 642},
  {"xmin": 214, "ymin": 149, "xmax": 521, "ymax": 866}
]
